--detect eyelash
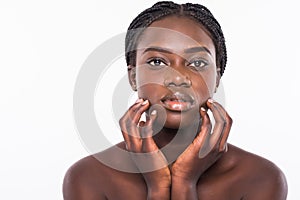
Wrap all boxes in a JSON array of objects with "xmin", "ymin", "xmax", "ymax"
[
  {"xmin": 188, "ymin": 59, "xmax": 208, "ymax": 70},
  {"xmin": 147, "ymin": 58, "xmax": 167, "ymax": 69},
  {"xmin": 146, "ymin": 57, "xmax": 208, "ymax": 70}
]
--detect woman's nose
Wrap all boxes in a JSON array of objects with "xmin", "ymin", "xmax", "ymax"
[{"xmin": 163, "ymin": 68, "xmax": 191, "ymax": 88}]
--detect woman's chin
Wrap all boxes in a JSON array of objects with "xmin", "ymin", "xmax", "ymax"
[
  {"xmin": 163, "ymin": 109, "xmax": 200, "ymax": 130},
  {"xmin": 148, "ymin": 103, "xmax": 200, "ymax": 130}
]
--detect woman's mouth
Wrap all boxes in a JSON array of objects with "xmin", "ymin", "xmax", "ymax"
[{"xmin": 160, "ymin": 92, "xmax": 195, "ymax": 112}]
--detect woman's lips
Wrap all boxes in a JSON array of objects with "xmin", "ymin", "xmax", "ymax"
[
  {"xmin": 162, "ymin": 99, "xmax": 192, "ymax": 111},
  {"xmin": 160, "ymin": 92, "xmax": 195, "ymax": 112}
]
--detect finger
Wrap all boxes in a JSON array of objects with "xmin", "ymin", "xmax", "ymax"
[
  {"xmin": 139, "ymin": 110, "xmax": 159, "ymax": 154},
  {"xmin": 206, "ymin": 99, "xmax": 226, "ymax": 148},
  {"xmin": 120, "ymin": 116, "xmax": 141, "ymax": 151},
  {"xmin": 119, "ymin": 100, "xmax": 143, "ymax": 129},
  {"xmin": 119, "ymin": 99, "xmax": 145, "ymax": 150},
  {"xmin": 219, "ymin": 123, "xmax": 231, "ymax": 152},
  {"xmin": 119, "ymin": 105, "xmax": 138, "ymax": 142},
  {"xmin": 128, "ymin": 100, "xmax": 150, "ymax": 147},
  {"xmin": 197, "ymin": 107, "xmax": 213, "ymax": 158},
  {"xmin": 210, "ymin": 101, "xmax": 228, "ymax": 122},
  {"xmin": 194, "ymin": 107, "xmax": 211, "ymax": 146},
  {"xmin": 211, "ymin": 101, "xmax": 233, "ymax": 151},
  {"xmin": 131, "ymin": 100, "xmax": 149, "ymax": 124},
  {"xmin": 140, "ymin": 110, "xmax": 158, "ymax": 153},
  {"xmin": 224, "ymin": 143, "xmax": 228, "ymax": 152},
  {"xmin": 126, "ymin": 100, "xmax": 149, "ymax": 138},
  {"xmin": 128, "ymin": 125, "xmax": 142, "ymax": 152},
  {"xmin": 119, "ymin": 115, "xmax": 131, "ymax": 150},
  {"xmin": 206, "ymin": 99, "xmax": 226, "ymax": 127},
  {"xmin": 142, "ymin": 135, "xmax": 159, "ymax": 152},
  {"xmin": 125, "ymin": 99, "xmax": 146, "ymax": 126},
  {"xmin": 140, "ymin": 109, "xmax": 157, "ymax": 138},
  {"xmin": 129, "ymin": 98, "xmax": 144, "ymax": 111},
  {"xmin": 121, "ymin": 101, "xmax": 143, "ymax": 129},
  {"xmin": 147, "ymin": 109, "xmax": 158, "ymax": 130}
]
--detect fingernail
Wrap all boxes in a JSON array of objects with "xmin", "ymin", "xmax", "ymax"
[
  {"xmin": 142, "ymin": 100, "xmax": 149, "ymax": 105},
  {"xmin": 200, "ymin": 107, "xmax": 206, "ymax": 112},
  {"xmin": 151, "ymin": 110, "xmax": 157, "ymax": 115},
  {"xmin": 208, "ymin": 99, "xmax": 214, "ymax": 104},
  {"xmin": 220, "ymin": 143, "xmax": 228, "ymax": 152},
  {"xmin": 135, "ymin": 98, "xmax": 143, "ymax": 103}
]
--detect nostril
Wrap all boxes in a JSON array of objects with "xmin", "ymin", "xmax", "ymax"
[
  {"xmin": 164, "ymin": 76, "xmax": 191, "ymax": 87},
  {"xmin": 183, "ymin": 78, "xmax": 192, "ymax": 87},
  {"xmin": 163, "ymin": 78, "xmax": 173, "ymax": 87}
]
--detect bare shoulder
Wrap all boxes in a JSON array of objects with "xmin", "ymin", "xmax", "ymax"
[
  {"xmin": 227, "ymin": 144, "xmax": 288, "ymax": 199},
  {"xmin": 63, "ymin": 153, "xmax": 109, "ymax": 200},
  {"xmin": 63, "ymin": 142, "xmax": 146, "ymax": 200}
]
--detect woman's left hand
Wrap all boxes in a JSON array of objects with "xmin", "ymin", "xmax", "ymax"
[{"xmin": 171, "ymin": 99, "xmax": 233, "ymax": 184}]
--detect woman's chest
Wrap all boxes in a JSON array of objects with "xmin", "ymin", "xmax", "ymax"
[{"xmin": 103, "ymin": 173, "xmax": 244, "ymax": 200}]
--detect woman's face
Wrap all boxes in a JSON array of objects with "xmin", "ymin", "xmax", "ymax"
[{"xmin": 131, "ymin": 15, "xmax": 219, "ymax": 129}]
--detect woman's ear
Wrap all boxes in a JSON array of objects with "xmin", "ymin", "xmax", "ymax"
[{"xmin": 128, "ymin": 65, "xmax": 137, "ymax": 91}]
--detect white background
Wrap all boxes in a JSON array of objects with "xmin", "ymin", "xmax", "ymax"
[{"xmin": 0, "ymin": 0, "xmax": 299, "ymax": 199}]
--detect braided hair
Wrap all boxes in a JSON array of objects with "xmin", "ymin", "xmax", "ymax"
[{"xmin": 125, "ymin": 1, "xmax": 227, "ymax": 76}]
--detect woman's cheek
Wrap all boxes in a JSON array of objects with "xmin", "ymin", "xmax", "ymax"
[{"xmin": 136, "ymin": 65, "xmax": 166, "ymax": 89}]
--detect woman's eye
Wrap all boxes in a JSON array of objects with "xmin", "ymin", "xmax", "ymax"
[
  {"xmin": 147, "ymin": 58, "xmax": 167, "ymax": 67},
  {"xmin": 189, "ymin": 59, "xmax": 208, "ymax": 69}
]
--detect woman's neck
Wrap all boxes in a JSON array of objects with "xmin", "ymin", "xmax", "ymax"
[{"xmin": 153, "ymin": 121, "xmax": 201, "ymax": 149}]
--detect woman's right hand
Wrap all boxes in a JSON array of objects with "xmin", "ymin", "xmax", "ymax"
[{"xmin": 119, "ymin": 99, "xmax": 171, "ymax": 196}]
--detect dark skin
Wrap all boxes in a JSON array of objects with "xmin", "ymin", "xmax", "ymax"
[{"xmin": 63, "ymin": 16, "xmax": 288, "ymax": 199}]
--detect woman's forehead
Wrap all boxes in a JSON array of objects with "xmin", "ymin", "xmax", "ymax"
[{"xmin": 136, "ymin": 16, "xmax": 215, "ymax": 54}]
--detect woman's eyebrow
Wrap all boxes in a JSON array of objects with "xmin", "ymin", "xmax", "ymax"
[
  {"xmin": 184, "ymin": 46, "xmax": 211, "ymax": 55},
  {"xmin": 142, "ymin": 46, "xmax": 173, "ymax": 54},
  {"xmin": 142, "ymin": 46, "xmax": 211, "ymax": 55}
]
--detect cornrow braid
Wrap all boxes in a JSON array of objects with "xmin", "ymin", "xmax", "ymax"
[{"xmin": 125, "ymin": 1, "xmax": 227, "ymax": 76}]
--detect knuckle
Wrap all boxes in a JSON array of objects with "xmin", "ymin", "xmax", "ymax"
[
  {"xmin": 194, "ymin": 136, "xmax": 204, "ymax": 146},
  {"xmin": 217, "ymin": 115, "xmax": 226, "ymax": 125},
  {"xmin": 119, "ymin": 115, "xmax": 133, "ymax": 126},
  {"xmin": 200, "ymin": 124, "xmax": 209, "ymax": 134},
  {"xmin": 135, "ymin": 108, "xmax": 144, "ymax": 116},
  {"xmin": 201, "ymin": 120, "xmax": 212, "ymax": 133},
  {"xmin": 119, "ymin": 117, "xmax": 125, "ymax": 126},
  {"xmin": 225, "ymin": 115, "xmax": 233, "ymax": 126},
  {"xmin": 228, "ymin": 116, "xmax": 233, "ymax": 125},
  {"xmin": 125, "ymin": 119, "xmax": 134, "ymax": 130},
  {"xmin": 203, "ymin": 115, "xmax": 211, "ymax": 126}
]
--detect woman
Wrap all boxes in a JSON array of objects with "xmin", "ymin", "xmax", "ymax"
[{"xmin": 63, "ymin": 1, "xmax": 287, "ymax": 199}]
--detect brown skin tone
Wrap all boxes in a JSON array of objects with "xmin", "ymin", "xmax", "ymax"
[{"xmin": 63, "ymin": 16, "xmax": 288, "ymax": 200}]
